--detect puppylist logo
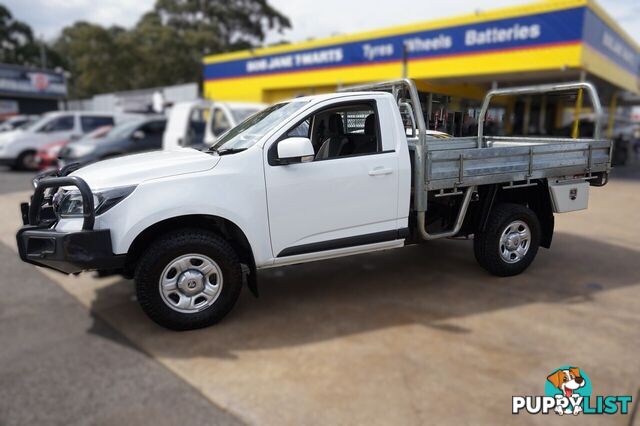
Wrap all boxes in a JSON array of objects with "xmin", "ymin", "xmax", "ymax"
[{"xmin": 512, "ymin": 366, "xmax": 633, "ymax": 416}]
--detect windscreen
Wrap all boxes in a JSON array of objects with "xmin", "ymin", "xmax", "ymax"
[
  {"xmin": 21, "ymin": 113, "xmax": 57, "ymax": 131},
  {"xmin": 104, "ymin": 119, "xmax": 145, "ymax": 140},
  {"xmin": 211, "ymin": 101, "xmax": 308, "ymax": 151},
  {"xmin": 231, "ymin": 107, "xmax": 262, "ymax": 123}
]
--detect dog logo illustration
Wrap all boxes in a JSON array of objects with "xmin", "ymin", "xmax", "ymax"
[
  {"xmin": 546, "ymin": 367, "xmax": 587, "ymax": 415},
  {"xmin": 512, "ymin": 365, "xmax": 632, "ymax": 416},
  {"xmin": 511, "ymin": 365, "xmax": 632, "ymax": 416}
]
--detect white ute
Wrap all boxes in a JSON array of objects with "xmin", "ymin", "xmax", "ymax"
[{"xmin": 17, "ymin": 80, "xmax": 613, "ymax": 330}]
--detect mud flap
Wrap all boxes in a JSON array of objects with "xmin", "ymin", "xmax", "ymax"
[
  {"xmin": 247, "ymin": 269, "xmax": 259, "ymax": 298},
  {"xmin": 242, "ymin": 263, "xmax": 259, "ymax": 298}
]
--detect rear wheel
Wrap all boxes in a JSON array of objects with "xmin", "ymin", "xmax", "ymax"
[
  {"xmin": 135, "ymin": 229, "xmax": 242, "ymax": 330},
  {"xmin": 473, "ymin": 203, "xmax": 541, "ymax": 276}
]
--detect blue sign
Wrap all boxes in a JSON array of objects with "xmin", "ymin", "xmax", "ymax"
[
  {"xmin": 582, "ymin": 9, "xmax": 640, "ymax": 76},
  {"xmin": 0, "ymin": 64, "xmax": 67, "ymax": 98},
  {"xmin": 204, "ymin": 8, "xmax": 588, "ymax": 81}
]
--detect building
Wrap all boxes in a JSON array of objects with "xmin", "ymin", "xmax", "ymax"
[
  {"xmin": 0, "ymin": 63, "xmax": 67, "ymax": 118},
  {"xmin": 202, "ymin": 0, "xmax": 639, "ymax": 137},
  {"xmin": 67, "ymin": 83, "xmax": 198, "ymax": 114}
]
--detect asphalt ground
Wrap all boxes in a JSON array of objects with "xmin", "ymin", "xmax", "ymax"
[
  {"xmin": 0, "ymin": 164, "xmax": 639, "ymax": 425},
  {"xmin": 0, "ymin": 167, "xmax": 35, "ymax": 194},
  {"xmin": 0, "ymin": 166, "xmax": 243, "ymax": 425}
]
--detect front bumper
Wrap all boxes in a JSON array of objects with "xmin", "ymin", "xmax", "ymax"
[
  {"xmin": 16, "ymin": 175, "xmax": 124, "ymax": 274},
  {"xmin": 16, "ymin": 226, "xmax": 125, "ymax": 274}
]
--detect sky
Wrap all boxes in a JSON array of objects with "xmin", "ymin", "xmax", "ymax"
[{"xmin": 5, "ymin": 0, "xmax": 640, "ymax": 45}]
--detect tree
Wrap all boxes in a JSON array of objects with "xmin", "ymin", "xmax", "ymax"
[
  {"xmin": 154, "ymin": 0, "xmax": 291, "ymax": 54},
  {"xmin": 119, "ymin": 12, "xmax": 200, "ymax": 87},
  {"xmin": 53, "ymin": 22, "xmax": 130, "ymax": 97},
  {"xmin": 54, "ymin": 0, "xmax": 291, "ymax": 97},
  {"xmin": 0, "ymin": 4, "xmax": 34, "ymax": 64},
  {"xmin": 0, "ymin": 4, "xmax": 62, "ymax": 68}
]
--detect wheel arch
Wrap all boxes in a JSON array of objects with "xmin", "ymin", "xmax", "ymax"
[
  {"xmin": 18, "ymin": 148, "xmax": 37, "ymax": 156},
  {"xmin": 472, "ymin": 180, "xmax": 554, "ymax": 248},
  {"xmin": 123, "ymin": 214, "xmax": 257, "ymax": 294}
]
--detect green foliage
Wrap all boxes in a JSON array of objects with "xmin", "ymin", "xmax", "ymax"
[
  {"xmin": 54, "ymin": 0, "xmax": 291, "ymax": 98},
  {"xmin": 54, "ymin": 22, "xmax": 130, "ymax": 97},
  {"xmin": 120, "ymin": 12, "xmax": 201, "ymax": 88},
  {"xmin": 0, "ymin": 4, "xmax": 63, "ymax": 68},
  {"xmin": 154, "ymin": 0, "xmax": 291, "ymax": 52}
]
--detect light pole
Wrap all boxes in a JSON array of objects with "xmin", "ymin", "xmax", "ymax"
[{"xmin": 39, "ymin": 35, "xmax": 47, "ymax": 68}]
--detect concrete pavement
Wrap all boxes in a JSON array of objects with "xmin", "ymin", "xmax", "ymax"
[{"xmin": 0, "ymin": 167, "xmax": 638, "ymax": 425}]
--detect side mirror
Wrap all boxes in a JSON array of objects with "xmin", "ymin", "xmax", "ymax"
[
  {"xmin": 132, "ymin": 130, "xmax": 145, "ymax": 140},
  {"xmin": 277, "ymin": 137, "xmax": 314, "ymax": 164}
]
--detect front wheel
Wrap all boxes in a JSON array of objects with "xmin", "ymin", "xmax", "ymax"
[
  {"xmin": 135, "ymin": 229, "xmax": 242, "ymax": 330},
  {"xmin": 473, "ymin": 203, "xmax": 541, "ymax": 277},
  {"xmin": 14, "ymin": 150, "xmax": 37, "ymax": 171}
]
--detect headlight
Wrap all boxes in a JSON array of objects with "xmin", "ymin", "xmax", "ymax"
[
  {"xmin": 56, "ymin": 185, "xmax": 136, "ymax": 218},
  {"xmin": 68, "ymin": 143, "xmax": 96, "ymax": 157}
]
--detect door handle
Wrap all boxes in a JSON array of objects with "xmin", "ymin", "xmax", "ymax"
[{"xmin": 368, "ymin": 167, "xmax": 393, "ymax": 176}]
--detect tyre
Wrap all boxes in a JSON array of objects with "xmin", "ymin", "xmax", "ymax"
[
  {"xmin": 473, "ymin": 203, "xmax": 541, "ymax": 277},
  {"xmin": 14, "ymin": 150, "xmax": 37, "ymax": 171},
  {"xmin": 135, "ymin": 229, "xmax": 242, "ymax": 330}
]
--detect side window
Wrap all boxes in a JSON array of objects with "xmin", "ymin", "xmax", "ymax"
[
  {"xmin": 211, "ymin": 108, "xmax": 230, "ymax": 137},
  {"xmin": 148, "ymin": 120, "xmax": 167, "ymax": 135},
  {"xmin": 286, "ymin": 118, "xmax": 310, "ymax": 138},
  {"xmin": 138, "ymin": 121, "xmax": 166, "ymax": 137},
  {"xmin": 40, "ymin": 115, "xmax": 74, "ymax": 133},
  {"xmin": 81, "ymin": 116, "xmax": 114, "ymax": 132},
  {"xmin": 187, "ymin": 109, "xmax": 206, "ymax": 147},
  {"xmin": 311, "ymin": 104, "xmax": 380, "ymax": 161},
  {"xmin": 135, "ymin": 121, "xmax": 166, "ymax": 149}
]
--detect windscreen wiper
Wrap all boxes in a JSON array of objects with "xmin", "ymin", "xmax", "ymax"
[{"xmin": 211, "ymin": 147, "xmax": 248, "ymax": 156}]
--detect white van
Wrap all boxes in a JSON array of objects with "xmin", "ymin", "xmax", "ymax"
[
  {"xmin": 0, "ymin": 111, "xmax": 120, "ymax": 170},
  {"xmin": 163, "ymin": 100, "xmax": 266, "ymax": 150}
]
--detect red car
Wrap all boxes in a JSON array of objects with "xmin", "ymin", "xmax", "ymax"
[{"xmin": 35, "ymin": 125, "xmax": 112, "ymax": 170}]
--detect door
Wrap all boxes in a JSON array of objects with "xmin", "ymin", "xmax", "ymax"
[
  {"xmin": 38, "ymin": 114, "xmax": 76, "ymax": 143},
  {"xmin": 264, "ymin": 101, "xmax": 400, "ymax": 258}
]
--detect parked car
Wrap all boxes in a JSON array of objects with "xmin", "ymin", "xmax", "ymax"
[
  {"xmin": 163, "ymin": 100, "xmax": 265, "ymax": 150},
  {"xmin": 553, "ymin": 121, "xmax": 638, "ymax": 166},
  {"xmin": 0, "ymin": 115, "xmax": 40, "ymax": 132},
  {"xmin": 59, "ymin": 117, "xmax": 166, "ymax": 168},
  {"xmin": 0, "ymin": 111, "xmax": 120, "ymax": 170},
  {"xmin": 610, "ymin": 124, "xmax": 640, "ymax": 166},
  {"xmin": 35, "ymin": 125, "xmax": 113, "ymax": 170},
  {"xmin": 17, "ymin": 80, "xmax": 613, "ymax": 331}
]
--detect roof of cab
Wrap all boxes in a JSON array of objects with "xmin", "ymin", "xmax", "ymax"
[{"xmin": 284, "ymin": 91, "xmax": 391, "ymax": 105}]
